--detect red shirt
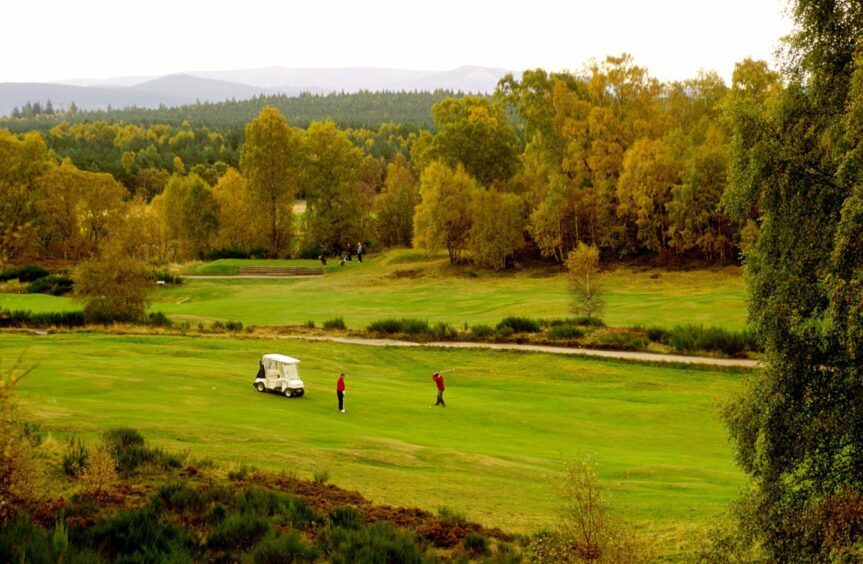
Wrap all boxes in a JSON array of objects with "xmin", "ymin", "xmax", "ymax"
[
  {"xmin": 432, "ymin": 374, "xmax": 445, "ymax": 391},
  {"xmin": 337, "ymin": 377, "xmax": 345, "ymax": 392}
]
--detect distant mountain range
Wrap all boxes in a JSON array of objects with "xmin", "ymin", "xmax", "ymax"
[{"xmin": 0, "ymin": 66, "xmax": 514, "ymax": 117}]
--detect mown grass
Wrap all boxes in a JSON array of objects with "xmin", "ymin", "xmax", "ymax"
[
  {"xmin": 3, "ymin": 332, "xmax": 745, "ymax": 550},
  {"xmin": 0, "ymin": 251, "xmax": 745, "ymax": 331},
  {"xmin": 161, "ymin": 257, "xmax": 746, "ymax": 330},
  {"xmin": 184, "ymin": 258, "xmax": 347, "ymax": 276}
]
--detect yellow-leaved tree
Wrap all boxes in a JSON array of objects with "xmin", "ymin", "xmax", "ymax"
[
  {"xmin": 413, "ymin": 162, "xmax": 478, "ymax": 264},
  {"xmin": 240, "ymin": 106, "xmax": 301, "ymax": 256},
  {"xmin": 565, "ymin": 243, "xmax": 605, "ymax": 319},
  {"xmin": 469, "ymin": 188, "xmax": 524, "ymax": 270},
  {"xmin": 213, "ymin": 167, "xmax": 265, "ymax": 252},
  {"xmin": 374, "ymin": 155, "xmax": 419, "ymax": 247}
]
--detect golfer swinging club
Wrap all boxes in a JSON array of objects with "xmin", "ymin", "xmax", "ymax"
[{"xmin": 432, "ymin": 371, "xmax": 446, "ymax": 407}]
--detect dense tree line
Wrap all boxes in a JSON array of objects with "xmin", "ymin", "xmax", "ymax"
[
  {"xmin": 9, "ymin": 99, "xmax": 61, "ymax": 118},
  {"xmin": 1, "ymin": 55, "xmax": 795, "ymax": 270},
  {"xmin": 498, "ymin": 55, "xmax": 739, "ymax": 262},
  {"xmin": 0, "ymin": 90, "xmax": 462, "ymax": 133}
]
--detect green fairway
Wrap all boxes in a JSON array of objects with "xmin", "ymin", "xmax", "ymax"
[
  {"xmin": 3, "ymin": 332, "xmax": 745, "ymax": 545},
  {"xmin": 164, "ymin": 255, "xmax": 746, "ymax": 330},
  {"xmin": 0, "ymin": 252, "xmax": 747, "ymax": 330},
  {"xmin": 0, "ymin": 292, "xmax": 80, "ymax": 314},
  {"xmin": 2, "ymin": 252, "xmax": 745, "ymax": 330},
  {"xmin": 183, "ymin": 258, "xmax": 340, "ymax": 276}
]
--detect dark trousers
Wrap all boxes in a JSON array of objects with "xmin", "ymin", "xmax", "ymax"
[
  {"xmin": 435, "ymin": 389, "xmax": 445, "ymax": 407},
  {"xmin": 337, "ymin": 391, "xmax": 344, "ymax": 410}
]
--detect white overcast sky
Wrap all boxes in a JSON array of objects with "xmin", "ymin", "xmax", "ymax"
[{"xmin": 6, "ymin": 0, "xmax": 793, "ymax": 83}]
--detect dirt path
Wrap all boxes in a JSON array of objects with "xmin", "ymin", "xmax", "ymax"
[{"xmin": 280, "ymin": 335, "xmax": 760, "ymax": 369}]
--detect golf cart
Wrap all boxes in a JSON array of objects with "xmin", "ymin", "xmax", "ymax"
[{"xmin": 253, "ymin": 354, "xmax": 305, "ymax": 397}]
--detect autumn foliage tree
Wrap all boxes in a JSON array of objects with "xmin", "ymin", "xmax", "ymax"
[
  {"xmin": 565, "ymin": 243, "xmax": 605, "ymax": 319},
  {"xmin": 0, "ymin": 130, "xmax": 52, "ymax": 262},
  {"xmin": 301, "ymin": 120, "xmax": 365, "ymax": 254},
  {"xmin": 74, "ymin": 256, "xmax": 153, "ymax": 322},
  {"xmin": 428, "ymin": 96, "xmax": 521, "ymax": 187},
  {"xmin": 469, "ymin": 188, "xmax": 524, "ymax": 270},
  {"xmin": 212, "ymin": 167, "xmax": 265, "ymax": 252},
  {"xmin": 0, "ymin": 360, "xmax": 34, "ymax": 520},
  {"xmin": 240, "ymin": 106, "xmax": 300, "ymax": 256},
  {"xmin": 375, "ymin": 155, "xmax": 419, "ymax": 247},
  {"xmin": 413, "ymin": 162, "xmax": 478, "ymax": 264}
]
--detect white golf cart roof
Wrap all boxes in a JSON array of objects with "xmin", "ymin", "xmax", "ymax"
[{"xmin": 263, "ymin": 354, "xmax": 300, "ymax": 364}]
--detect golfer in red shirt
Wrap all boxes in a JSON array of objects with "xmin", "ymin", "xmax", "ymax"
[
  {"xmin": 432, "ymin": 372, "xmax": 446, "ymax": 407},
  {"xmin": 336, "ymin": 373, "xmax": 346, "ymax": 413}
]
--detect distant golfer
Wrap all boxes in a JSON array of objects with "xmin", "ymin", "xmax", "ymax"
[
  {"xmin": 336, "ymin": 373, "xmax": 346, "ymax": 413},
  {"xmin": 432, "ymin": 372, "xmax": 446, "ymax": 407},
  {"xmin": 357, "ymin": 242, "xmax": 364, "ymax": 263}
]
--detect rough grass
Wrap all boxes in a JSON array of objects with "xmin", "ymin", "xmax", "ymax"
[{"xmin": 3, "ymin": 331, "xmax": 745, "ymax": 552}]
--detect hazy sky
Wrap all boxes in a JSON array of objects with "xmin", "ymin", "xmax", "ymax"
[{"xmin": 7, "ymin": 0, "xmax": 793, "ymax": 83}]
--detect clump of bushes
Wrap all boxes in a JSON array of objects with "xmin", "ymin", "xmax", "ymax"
[
  {"xmin": 228, "ymin": 465, "xmax": 255, "ymax": 481},
  {"xmin": 103, "ymin": 427, "xmax": 148, "ymax": 474},
  {"xmin": 153, "ymin": 483, "xmax": 204, "ymax": 513},
  {"xmin": 146, "ymin": 312, "xmax": 172, "ymax": 327},
  {"xmin": 594, "ymin": 331, "xmax": 648, "ymax": 351},
  {"xmin": 496, "ymin": 316, "xmax": 541, "ymax": 333},
  {"xmin": 437, "ymin": 506, "xmax": 468, "ymax": 526},
  {"xmin": 668, "ymin": 325, "xmax": 758, "ymax": 356},
  {"xmin": 209, "ymin": 320, "xmax": 243, "ymax": 332},
  {"xmin": 62, "ymin": 437, "xmax": 90, "ymax": 477},
  {"xmin": 0, "ymin": 308, "xmax": 87, "ymax": 328},
  {"xmin": 252, "ymin": 531, "xmax": 320, "ymax": 563},
  {"xmin": 100, "ymin": 427, "xmax": 180, "ymax": 475},
  {"xmin": 431, "ymin": 322, "xmax": 457, "ymax": 340},
  {"xmin": 205, "ymin": 247, "xmax": 250, "ymax": 260},
  {"xmin": 367, "ymin": 318, "xmax": 430, "ymax": 335},
  {"xmin": 495, "ymin": 325, "xmax": 514, "ymax": 339},
  {"xmin": 329, "ymin": 506, "xmax": 365, "ymax": 530},
  {"xmin": 367, "ymin": 319, "xmax": 404, "ymax": 334},
  {"xmin": 27, "ymin": 275, "xmax": 73, "ymax": 296},
  {"xmin": 321, "ymin": 521, "xmax": 424, "ymax": 564},
  {"xmin": 645, "ymin": 326, "xmax": 670, "ymax": 343},
  {"xmin": 153, "ymin": 270, "xmax": 183, "ymax": 285},
  {"xmin": 470, "ymin": 324, "xmax": 495, "ymax": 339},
  {"xmin": 547, "ymin": 324, "xmax": 585, "ymax": 340},
  {"xmin": 0, "ymin": 264, "xmax": 50, "ymax": 283},
  {"xmin": 207, "ymin": 513, "xmax": 271, "ymax": 551},
  {"xmin": 85, "ymin": 508, "xmax": 192, "ymax": 561},
  {"xmin": 463, "ymin": 532, "xmax": 490, "ymax": 556},
  {"xmin": 571, "ymin": 316, "xmax": 606, "ymax": 327},
  {"xmin": 323, "ymin": 317, "xmax": 346, "ymax": 330}
]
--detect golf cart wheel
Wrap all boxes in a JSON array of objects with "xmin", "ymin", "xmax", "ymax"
[
  {"xmin": 254, "ymin": 383, "xmax": 265, "ymax": 393},
  {"xmin": 284, "ymin": 389, "xmax": 292, "ymax": 397}
]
